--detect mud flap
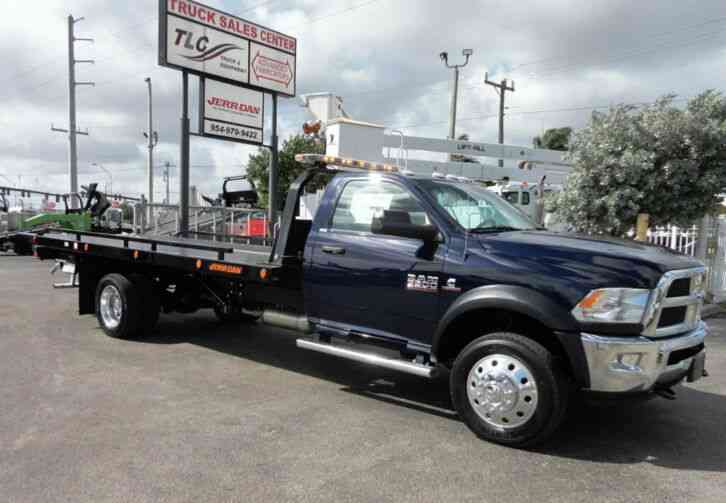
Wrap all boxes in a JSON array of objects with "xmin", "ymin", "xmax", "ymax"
[{"xmin": 687, "ymin": 351, "xmax": 706, "ymax": 383}]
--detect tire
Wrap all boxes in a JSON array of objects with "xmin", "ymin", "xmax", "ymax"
[
  {"xmin": 213, "ymin": 304, "xmax": 259, "ymax": 323},
  {"xmin": 95, "ymin": 273, "xmax": 142, "ymax": 339},
  {"xmin": 450, "ymin": 332, "xmax": 569, "ymax": 448},
  {"xmin": 11, "ymin": 237, "xmax": 32, "ymax": 256},
  {"xmin": 128, "ymin": 274, "xmax": 160, "ymax": 335}
]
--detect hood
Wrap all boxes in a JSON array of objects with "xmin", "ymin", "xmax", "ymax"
[
  {"xmin": 486, "ymin": 231, "xmax": 700, "ymax": 271},
  {"xmin": 469, "ymin": 231, "xmax": 703, "ymax": 307}
]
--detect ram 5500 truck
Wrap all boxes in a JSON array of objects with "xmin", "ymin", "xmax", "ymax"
[{"xmin": 34, "ymin": 154, "xmax": 708, "ymax": 447}]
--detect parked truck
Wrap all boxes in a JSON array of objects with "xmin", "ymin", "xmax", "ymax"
[{"xmin": 33, "ymin": 155, "xmax": 708, "ymax": 447}]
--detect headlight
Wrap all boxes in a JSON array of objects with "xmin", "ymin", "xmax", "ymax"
[{"xmin": 572, "ymin": 288, "xmax": 651, "ymax": 324}]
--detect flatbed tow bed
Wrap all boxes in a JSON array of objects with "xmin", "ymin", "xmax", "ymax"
[
  {"xmin": 34, "ymin": 227, "xmax": 297, "ymax": 309},
  {"xmin": 32, "ymin": 160, "xmax": 318, "ymax": 329},
  {"xmin": 36, "ymin": 230, "xmax": 274, "ymax": 268}
]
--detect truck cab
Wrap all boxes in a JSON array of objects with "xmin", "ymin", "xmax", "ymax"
[{"xmin": 291, "ymin": 155, "xmax": 707, "ymax": 446}]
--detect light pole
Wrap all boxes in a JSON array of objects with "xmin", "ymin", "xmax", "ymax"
[
  {"xmin": 91, "ymin": 163, "xmax": 112, "ymax": 194},
  {"xmin": 440, "ymin": 48, "xmax": 473, "ymax": 159},
  {"xmin": 143, "ymin": 78, "xmax": 159, "ymax": 218},
  {"xmin": 163, "ymin": 162, "xmax": 172, "ymax": 205}
]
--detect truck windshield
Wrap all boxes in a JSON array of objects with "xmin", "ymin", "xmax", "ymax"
[{"xmin": 418, "ymin": 180, "xmax": 537, "ymax": 232}]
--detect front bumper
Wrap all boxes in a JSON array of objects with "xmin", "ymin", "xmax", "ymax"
[{"xmin": 581, "ymin": 322, "xmax": 707, "ymax": 393}]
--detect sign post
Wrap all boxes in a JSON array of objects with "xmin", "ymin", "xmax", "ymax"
[
  {"xmin": 269, "ymin": 94, "xmax": 279, "ymax": 230},
  {"xmin": 158, "ymin": 0, "xmax": 296, "ymax": 235},
  {"xmin": 180, "ymin": 71, "xmax": 190, "ymax": 234}
]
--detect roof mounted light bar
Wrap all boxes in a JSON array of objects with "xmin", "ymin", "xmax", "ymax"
[
  {"xmin": 295, "ymin": 154, "xmax": 399, "ymax": 173},
  {"xmin": 445, "ymin": 174, "xmax": 473, "ymax": 183}
]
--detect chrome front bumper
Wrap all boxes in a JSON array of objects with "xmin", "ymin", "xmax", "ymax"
[{"xmin": 581, "ymin": 322, "xmax": 707, "ymax": 393}]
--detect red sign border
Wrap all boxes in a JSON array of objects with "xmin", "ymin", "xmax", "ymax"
[{"xmin": 158, "ymin": 0, "xmax": 296, "ymax": 98}]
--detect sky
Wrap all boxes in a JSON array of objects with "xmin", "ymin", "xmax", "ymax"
[{"xmin": 2, "ymin": 0, "xmax": 726, "ymax": 203}]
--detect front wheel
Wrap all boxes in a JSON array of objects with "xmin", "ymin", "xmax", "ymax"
[{"xmin": 450, "ymin": 332, "xmax": 569, "ymax": 447}]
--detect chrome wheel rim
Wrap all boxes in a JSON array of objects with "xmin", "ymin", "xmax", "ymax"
[
  {"xmin": 466, "ymin": 354, "xmax": 539, "ymax": 429},
  {"xmin": 99, "ymin": 284, "xmax": 123, "ymax": 329}
]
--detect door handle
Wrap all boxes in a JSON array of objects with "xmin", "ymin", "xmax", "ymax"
[{"xmin": 321, "ymin": 245, "xmax": 346, "ymax": 255}]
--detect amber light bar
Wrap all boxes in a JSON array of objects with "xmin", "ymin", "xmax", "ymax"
[{"xmin": 295, "ymin": 154, "xmax": 399, "ymax": 173}]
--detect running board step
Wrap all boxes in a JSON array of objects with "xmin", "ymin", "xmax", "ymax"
[{"xmin": 296, "ymin": 338, "xmax": 438, "ymax": 378}]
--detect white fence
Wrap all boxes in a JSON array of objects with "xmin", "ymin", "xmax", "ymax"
[
  {"xmin": 707, "ymin": 218, "xmax": 726, "ymax": 302},
  {"xmin": 646, "ymin": 225, "xmax": 698, "ymax": 256},
  {"xmin": 652, "ymin": 219, "xmax": 726, "ymax": 303}
]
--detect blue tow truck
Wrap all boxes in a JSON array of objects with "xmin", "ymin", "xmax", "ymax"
[{"xmin": 34, "ymin": 154, "xmax": 708, "ymax": 447}]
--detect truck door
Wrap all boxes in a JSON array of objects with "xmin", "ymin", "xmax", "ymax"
[{"xmin": 307, "ymin": 177, "xmax": 446, "ymax": 345}]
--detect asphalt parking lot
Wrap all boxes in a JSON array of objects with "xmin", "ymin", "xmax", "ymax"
[{"xmin": 2, "ymin": 255, "xmax": 726, "ymax": 503}]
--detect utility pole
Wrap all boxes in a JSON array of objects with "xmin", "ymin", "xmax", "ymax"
[
  {"xmin": 484, "ymin": 72, "xmax": 515, "ymax": 167},
  {"xmin": 162, "ymin": 162, "xmax": 175, "ymax": 204},
  {"xmin": 51, "ymin": 15, "xmax": 94, "ymax": 208},
  {"xmin": 440, "ymin": 49, "xmax": 473, "ymax": 160},
  {"xmin": 144, "ymin": 78, "xmax": 159, "ymax": 217}
]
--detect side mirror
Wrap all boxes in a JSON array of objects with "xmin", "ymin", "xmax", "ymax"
[{"xmin": 371, "ymin": 210, "xmax": 439, "ymax": 242}]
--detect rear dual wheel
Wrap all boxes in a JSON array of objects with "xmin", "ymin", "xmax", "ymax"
[{"xmin": 95, "ymin": 273, "xmax": 160, "ymax": 339}]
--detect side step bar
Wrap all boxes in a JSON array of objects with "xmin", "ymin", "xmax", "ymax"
[{"xmin": 296, "ymin": 338, "xmax": 438, "ymax": 379}]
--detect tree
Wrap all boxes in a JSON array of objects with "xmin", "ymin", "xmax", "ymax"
[
  {"xmin": 451, "ymin": 133, "xmax": 480, "ymax": 163},
  {"xmin": 533, "ymin": 127, "xmax": 572, "ymax": 151},
  {"xmin": 246, "ymin": 134, "xmax": 325, "ymax": 209},
  {"xmin": 550, "ymin": 91, "xmax": 726, "ymax": 235}
]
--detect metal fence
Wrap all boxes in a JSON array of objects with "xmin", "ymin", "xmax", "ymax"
[{"xmin": 133, "ymin": 203, "xmax": 271, "ymax": 245}]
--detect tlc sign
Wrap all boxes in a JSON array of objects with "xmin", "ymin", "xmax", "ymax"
[{"xmin": 158, "ymin": 0, "xmax": 297, "ymax": 97}]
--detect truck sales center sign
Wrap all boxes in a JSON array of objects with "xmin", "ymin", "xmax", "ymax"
[
  {"xmin": 203, "ymin": 79, "xmax": 264, "ymax": 144},
  {"xmin": 159, "ymin": 0, "xmax": 296, "ymax": 97}
]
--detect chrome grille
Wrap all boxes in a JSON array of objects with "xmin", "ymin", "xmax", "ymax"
[
  {"xmin": 642, "ymin": 267, "xmax": 705, "ymax": 338},
  {"xmin": 667, "ymin": 278, "xmax": 691, "ymax": 298}
]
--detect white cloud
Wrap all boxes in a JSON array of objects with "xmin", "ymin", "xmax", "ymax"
[{"xmin": 2, "ymin": 0, "xmax": 726, "ymax": 202}]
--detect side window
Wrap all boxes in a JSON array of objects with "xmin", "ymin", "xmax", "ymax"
[
  {"xmin": 331, "ymin": 179, "xmax": 430, "ymax": 233},
  {"xmin": 521, "ymin": 191, "xmax": 530, "ymax": 205},
  {"xmin": 502, "ymin": 191, "xmax": 519, "ymax": 204}
]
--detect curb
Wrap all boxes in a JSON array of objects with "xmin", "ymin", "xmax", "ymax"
[{"xmin": 702, "ymin": 304, "xmax": 724, "ymax": 320}]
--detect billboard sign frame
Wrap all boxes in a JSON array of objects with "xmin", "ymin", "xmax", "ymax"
[{"xmin": 158, "ymin": 0, "xmax": 297, "ymax": 97}]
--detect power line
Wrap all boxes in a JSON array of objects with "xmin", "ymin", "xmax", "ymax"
[
  {"xmin": 21, "ymin": 0, "xmax": 388, "ymax": 100},
  {"xmin": 0, "ymin": 58, "xmax": 64, "ymax": 86},
  {"xmin": 298, "ymin": 0, "xmax": 383, "ymax": 27},
  {"xmin": 510, "ymin": 14, "xmax": 726, "ymax": 73},
  {"xmin": 240, "ymin": 0, "xmax": 281, "ymax": 13},
  {"xmin": 513, "ymin": 28, "xmax": 726, "ymax": 81},
  {"xmin": 386, "ymin": 96, "xmax": 693, "ymax": 130}
]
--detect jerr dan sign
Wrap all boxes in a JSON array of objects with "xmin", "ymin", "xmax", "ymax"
[{"xmin": 202, "ymin": 78, "xmax": 264, "ymax": 145}]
